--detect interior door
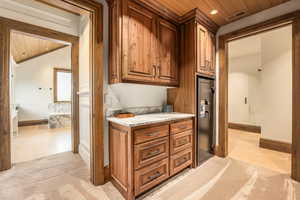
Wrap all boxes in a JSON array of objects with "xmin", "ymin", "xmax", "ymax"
[
  {"xmin": 124, "ymin": 2, "xmax": 156, "ymax": 82},
  {"xmin": 157, "ymin": 18, "xmax": 178, "ymax": 85}
]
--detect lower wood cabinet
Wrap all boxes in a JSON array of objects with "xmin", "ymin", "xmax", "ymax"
[
  {"xmin": 170, "ymin": 148, "xmax": 193, "ymax": 176},
  {"xmin": 109, "ymin": 118, "xmax": 194, "ymax": 200},
  {"xmin": 134, "ymin": 158, "xmax": 169, "ymax": 196},
  {"xmin": 134, "ymin": 137, "xmax": 169, "ymax": 170},
  {"xmin": 170, "ymin": 130, "xmax": 193, "ymax": 155}
]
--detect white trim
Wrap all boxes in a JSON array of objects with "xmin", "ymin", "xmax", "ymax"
[
  {"xmin": 79, "ymin": 103, "xmax": 90, "ymax": 108},
  {"xmin": 79, "ymin": 142, "xmax": 90, "ymax": 167},
  {"xmin": 77, "ymin": 91, "xmax": 90, "ymax": 96}
]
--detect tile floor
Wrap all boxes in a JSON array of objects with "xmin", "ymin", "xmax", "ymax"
[
  {"xmin": 11, "ymin": 125, "xmax": 71, "ymax": 163},
  {"xmin": 228, "ymin": 128, "xmax": 291, "ymax": 174},
  {"xmin": 1, "ymin": 152, "xmax": 299, "ymax": 200}
]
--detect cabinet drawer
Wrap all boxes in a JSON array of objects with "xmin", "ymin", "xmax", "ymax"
[
  {"xmin": 134, "ymin": 158, "xmax": 169, "ymax": 196},
  {"xmin": 170, "ymin": 149, "xmax": 192, "ymax": 176},
  {"xmin": 170, "ymin": 130, "xmax": 193, "ymax": 155},
  {"xmin": 134, "ymin": 125, "xmax": 169, "ymax": 144},
  {"xmin": 170, "ymin": 119, "xmax": 193, "ymax": 135},
  {"xmin": 134, "ymin": 137, "xmax": 169, "ymax": 170}
]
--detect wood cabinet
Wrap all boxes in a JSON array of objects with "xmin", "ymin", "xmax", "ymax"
[
  {"xmin": 123, "ymin": 1, "xmax": 157, "ymax": 83},
  {"xmin": 167, "ymin": 9, "xmax": 218, "ymax": 164},
  {"xmin": 156, "ymin": 18, "xmax": 179, "ymax": 85},
  {"xmin": 109, "ymin": 118, "xmax": 194, "ymax": 200},
  {"xmin": 167, "ymin": 9, "xmax": 218, "ymax": 115},
  {"xmin": 196, "ymin": 24, "xmax": 216, "ymax": 76},
  {"xmin": 109, "ymin": 0, "xmax": 179, "ymax": 86}
]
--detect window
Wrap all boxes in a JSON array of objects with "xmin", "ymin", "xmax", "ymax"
[{"xmin": 53, "ymin": 68, "xmax": 72, "ymax": 102}]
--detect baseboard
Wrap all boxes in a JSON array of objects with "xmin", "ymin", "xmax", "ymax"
[
  {"xmin": 79, "ymin": 143, "xmax": 90, "ymax": 167},
  {"xmin": 79, "ymin": 143, "xmax": 110, "ymax": 183},
  {"xmin": 259, "ymin": 138, "xmax": 291, "ymax": 153},
  {"xmin": 18, "ymin": 119, "xmax": 48, "ymax": 127},
  {"xmin": 228, "ymin": 122, "xmax": 261, "ymax": 133},
  {"xmin": 214, "ymin": 145, "xmax": 225, "ymax": 157},
  {"xmin": 104, "ymin": 165, "xmax": 111, "ymax": 183}
]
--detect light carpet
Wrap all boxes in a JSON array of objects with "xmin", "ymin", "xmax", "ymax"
[{"xmin": 0, "ymin": 152, "xmax": 299, "ymax": 200}]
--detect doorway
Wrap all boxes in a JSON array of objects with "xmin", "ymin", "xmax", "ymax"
[
  {"xmin": 218, "ymin": 11, "xmax": 300, "ymax": 181},
  {"xmin": 10, "ymin": 31, "xmax": 74, "ymax": 163},
  {"xmin": 227, "ymin": 26, "xmax": 292, "ymax": 173},
  {"xmin": 0, "ymin": 16, "xmax": 80, "ymax": 167},
  {"xmin": 0, "ymin": 0, "xmax": 104, "ymax": 185}
]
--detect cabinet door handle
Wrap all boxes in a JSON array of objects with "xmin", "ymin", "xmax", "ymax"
[{"xmin": 153, "ymin": 65, "xmax": 156, "ymax": 76}]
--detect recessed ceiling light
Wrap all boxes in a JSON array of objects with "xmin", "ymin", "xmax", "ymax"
[{"xmin": 210, "ymin": 9, "xmax": 218, "ymax": 15}]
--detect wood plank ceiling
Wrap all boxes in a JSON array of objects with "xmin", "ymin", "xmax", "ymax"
[
  {"xmin": 11, "ymin": 32, "xmax": 67, "ymax": 64},
  {"xmin": 148, "ymin": 0, "xmax": 291, "ymax": 25}
]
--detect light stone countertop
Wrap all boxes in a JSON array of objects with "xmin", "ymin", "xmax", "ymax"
[{"xmin": 107, "ymin": 112, "xmax": 195, "ymax": 127}]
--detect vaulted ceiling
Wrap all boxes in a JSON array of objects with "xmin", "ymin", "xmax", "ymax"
[
  {"xmin": 144, "ymin": 0, "xmax": 291, "ymax": 26},
  {"xmin": 11, "ymin": 32, "xmax": 67, "ymax": 64}
]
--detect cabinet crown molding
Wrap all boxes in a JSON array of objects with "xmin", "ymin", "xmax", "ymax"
[{"xmin": 179, "ymin": 8, "xmax": 219, "ymax": 33}]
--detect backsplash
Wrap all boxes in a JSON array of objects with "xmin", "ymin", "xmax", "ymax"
[
  {"xmin": 106, "ymin": 105, "xmax": 163, "ymax": 117},
  {"xmin": 104, "ymin": 84, "xmax": 166, "ymax": 117}
]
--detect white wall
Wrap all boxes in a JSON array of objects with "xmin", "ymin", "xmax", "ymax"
[
  {"xmin": 260, "ymin": 26, "xmax": 292, "ymax": 143},
  {"xmin": 215, "ymin": 0, "xmax": 300, "ymax": 145},
  {"xmin": 228, "ymin": 54, "xmax": 262, "ymax": 126},
  {"xmin": 228, "ymin": 26, "xmax": 292, "ymax": 143},
  {"xmin": 10, "ymin": 57, "xmax": 18, "ymax": 109},
  {"xmin": 15, "ymin": 46, "xmax": 71, "ymax": 121},
  {"xmin": 78, "ymin": 16, "xmax": 91, "ymax": 166},
  {"xmin": 0, "ymin": 0, "xmax": 80, "ymax": 36}
]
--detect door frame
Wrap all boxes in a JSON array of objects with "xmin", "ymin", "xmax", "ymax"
[
  {"xmin": 0, "ymin": 0, "xmax": 105, "ymax": 185},
  {"xmin": 218, "ymin": 10, "xmax": 300, "ymax": 181},
  {"xmin": 0, "ymin": 16, "xmax": 79, "ymax": 164}
]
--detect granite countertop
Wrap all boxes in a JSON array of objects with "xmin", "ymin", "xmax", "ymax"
[{"xmin": 107, "ymin": 112, "xmax": 195, "ymax": 127}]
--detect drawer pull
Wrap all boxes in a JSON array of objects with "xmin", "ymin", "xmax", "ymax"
[
  {"xmin": 148, "ymin": 171, "xmax": 161, "ymax": 181},
  {"xmin": 178, "ymin": 125, "xmax": 187, "ymax": 129},
  {"xmin": 178, "ymin": 139, "xmax": 188, "ymax": 145},
  {"xmin": 177, "ymin": 157, "xmax": 188, "ymax": 166},
  {"xmin": 146, "ymin": 132, "xmax": 160, "ymax": 137},
  {"xmin": 147, "ymin": 149, "xmax": 161, "ymax": 157}
]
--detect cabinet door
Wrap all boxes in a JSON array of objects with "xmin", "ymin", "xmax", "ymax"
[
  {"xmin": 157, "ymin": 18, "xmax": 178, "ymax": 85},
  {"xmin": 123, "ymin": 2, "xmax": 156, "ymax": 83},
  {"xmin": 208, "ymin": 33, "xmax": 216, "ymax": 75},
  {"xmin": 197, "ymin": 24, "xmax": 207, "ymax": 73},
  {"xmin": 206, "ymin": 32, "xmax": 216, "ymax": 75}
]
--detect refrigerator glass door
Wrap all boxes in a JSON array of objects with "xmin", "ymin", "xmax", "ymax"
[{"xmin": 197, "ymin": 77, "xmax": 215, "ymax": 165}]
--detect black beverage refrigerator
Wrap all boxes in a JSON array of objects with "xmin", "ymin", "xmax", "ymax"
[{"xmin": 196, "ymin": 76, "xmax": 215, "ymax": 165}]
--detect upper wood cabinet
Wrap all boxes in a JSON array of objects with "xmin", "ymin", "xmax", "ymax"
[
  {"xmin": 109, "ymin": 0, "xmax": 179, "ymax": 86},
  {"xmin": 167, "ymin": 9, "xmax": 218, "ymax": 115},
  {"xmin": 157, "ymin": 18, "xmax": 178, "ymax": 85},
  {"xmin": 123, "ymin": 1, "xmax": 157, "ymax": 83},
  {"xmin": 196, "ymin": 23, "xmax": 216, "ymax": 76}
]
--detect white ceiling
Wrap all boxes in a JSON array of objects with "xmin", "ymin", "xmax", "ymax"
[
  {"xmin": 0, "ymin": 0, "xmax": 81, "ymax": 36},
  {"xmin": 228, "ymin": 25, "xmax": 292, "ymax": 59},
  {"xmin": 228, "ymin": 25, "xmax": 292, "ymax": 74},
  {"xmin": 228, "ymin": 35, "xmax": 261, "ymax": 59}
]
